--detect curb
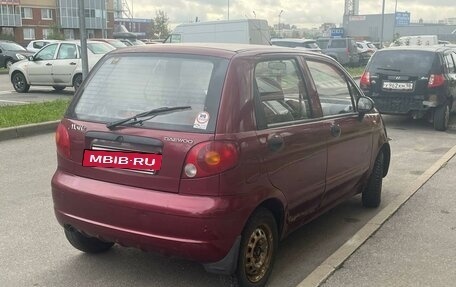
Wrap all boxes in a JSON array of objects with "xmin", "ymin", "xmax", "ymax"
[
  {"xmin": 0, "ymin": 120, "xmax": 59, "ymax": 141},
  {"xmin": 297, "ymin": 144, "xmax": 456, "ymax": 287}
]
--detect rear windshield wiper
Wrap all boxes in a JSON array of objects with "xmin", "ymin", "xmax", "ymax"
[
  {"xmin": 106, "ymin": 106, "xmax": 191, "ymax": 130},
  {"xmin": 376, "ymin": 67, "xmax": 401, "ymax": 72}
]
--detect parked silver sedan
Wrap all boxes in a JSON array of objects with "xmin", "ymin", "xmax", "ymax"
[{"xmin": 10, "ymin": 40, "xmax": 115, "ymax": 93}]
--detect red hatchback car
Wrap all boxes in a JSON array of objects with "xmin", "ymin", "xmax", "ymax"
[{"xmin": 52, "ymin": 44, "xmax": 390, "ymax": 287}]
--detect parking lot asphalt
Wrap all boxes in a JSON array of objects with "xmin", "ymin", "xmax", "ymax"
[{"xmin": 320, "ymin": 149, "xmax": 456, "ymax": 287}]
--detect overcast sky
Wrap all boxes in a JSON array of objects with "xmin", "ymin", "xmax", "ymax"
[{"xmin": 125, "ymin": 0, "xmax": 456, "ymax": 28}]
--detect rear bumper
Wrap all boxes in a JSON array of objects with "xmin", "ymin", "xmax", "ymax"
[
  {"xmin": 370, "ymin": 94, "xmax": 431, "ymax": 114},
  {"xmin": 51, "ymin": 169, "xmax": 250, "ymax": 268}
]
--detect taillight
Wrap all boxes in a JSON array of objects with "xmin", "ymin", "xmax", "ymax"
[
  {"xmin": 183, "ymin": 141, "xmax": 239, "ymax": 178},
  {"xmin": 55, "ymin": 122, "xmax": 70, "ymax": 158},
  {"xmin": 360, "ymin": 71, "xmax": 371, "ymax": 89},
  {"xmin": 428, "ymin": 74, "xmax": 445, "ymax": 88}
]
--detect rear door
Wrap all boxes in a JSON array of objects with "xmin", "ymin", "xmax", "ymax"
[
  {"xmin": 444, "ymin": 51, "xmax": 456, "ymax": 105},
  {"xmin": 305, "ymin": 58, "xmax": 374, "ymax": 207},
  {"xmin": 53, "ymin": 43, "xmax": 79, "ymax": 85},
  {"xmin": 253, "ymin": 56, "xmax": 328, "ymax": 226}
]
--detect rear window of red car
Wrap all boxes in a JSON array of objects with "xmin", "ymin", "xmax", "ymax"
[{"xmin": 70, "ymin": 54, "xmax": 229, "ymax": 133}]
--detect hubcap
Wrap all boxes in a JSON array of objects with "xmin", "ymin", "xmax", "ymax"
[
  {"xmin": 244, "ymin": 224, "xmax": 273, "ymax": 283},
  {"xmin": 13, "ymin": 75, "xmax": 24, "ymax": 90}
]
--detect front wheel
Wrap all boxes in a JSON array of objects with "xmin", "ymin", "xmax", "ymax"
[
  {"xmin": 433, "ymin": 103, "xmax": 450, "ymax": 131},
  {"xmin": 64, "ymin": 227, "xmax": 114, "ymax": 253},
  {"xmin": 233, "ymin": 208, "xmax": 278, "ymax": 287},
  {"xmin": 73, "ymin": 74, "xmax": 82, "ymax": 91},
  {"xmin": 12, "ymin": 72, "xmax": 30, "ymax": 93},
  {"xmin": 362, "ymin": 152, "xmax": 384, "ymax": 208}
]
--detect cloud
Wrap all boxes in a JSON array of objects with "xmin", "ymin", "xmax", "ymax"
[{"xmin": 126, "ymin": 0, "xmax": 456, "ymax": 28}]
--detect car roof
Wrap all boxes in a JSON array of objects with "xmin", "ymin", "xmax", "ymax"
[
  {"xmin": 108, "ymin": 43, "xmax": 324, "ymax": 59},
  {"xmin": 379, "ymin": 45, "xmax": 451, "ymax": 53},
  {"xmin": 271, "ymin": 38, "xmax": 316, "ymax": 43}
]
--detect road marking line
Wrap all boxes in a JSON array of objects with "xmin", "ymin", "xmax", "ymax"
[
  {"xmin": 297, "ymin": 144, "xmax": 456, "ymax": 287},
  {"xmin": 0, "ymin": 99, "xmax": 29, "ymax": 104}
]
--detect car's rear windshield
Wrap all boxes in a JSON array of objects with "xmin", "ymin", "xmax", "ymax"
[
  {"xmin": 368, "ymin": 50, "xmax": 439, "ymax": 75},
  {"xmin": 87, "ymin": 42, "xmax": 116, "ymax": 54},
  {"xmin": 71, "ymin": 54, "xmax": 229, "ymax": 133}
]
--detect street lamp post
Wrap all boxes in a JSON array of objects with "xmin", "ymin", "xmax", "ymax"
[
  {"xmin": 278, "ymin": 10, "xmax": 283, "ymax": 38},
  {"xmin": 380, "ymin": 0, "xmax": 385, "ymax": 48}
]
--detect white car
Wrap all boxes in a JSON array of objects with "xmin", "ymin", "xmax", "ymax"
[
  {"xmin": 10, "ymin": 40, "xmax": 115, "ymax": 93},
  {"xmin": 26, "ymin": 39, "xmax": 61, "ymax": 53}
]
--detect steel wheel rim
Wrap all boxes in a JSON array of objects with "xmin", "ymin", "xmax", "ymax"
[
  {"xmin": 244, "ymin": 224, "xmax": 273, "ymax": 283},
  {"xmin": 13, "ymin": 75, "xmax": 24, "ymax": 90},
  {"xmin": 74, "ymin": 77, "xmax": 81, "ymax": 90}
]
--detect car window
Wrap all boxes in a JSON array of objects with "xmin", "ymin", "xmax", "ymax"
[
  {"xmin": 72, "ymin": 54, "xmax": 229, "ymax": 133},
  {"xmin": 317, "ymin": 39, "xmax": 329, "ymax": 49},
  {"xmin": 254, "ymin": 58, "xmax": 312, "ymax": 128},
  {"xmin": 57, "ymin": 43, "xmax": 77, "ymax": 59},
  {"xmin": 33, "ymin": 41, "xmax": 45, "ymax": 49},
  {"xmin": 306, "ymin": 60, "xmax": 354, "ymax": 117},
  {"xmin": 0, "ymin": 41, "xmax": 26, "ymax": 51},
  {"xmin": 357, "ymin": 43, "xmax": 363, "ymax": 49},
  {"xmin": 329, "ymin": 39, "xmax": 346, "ymax": 49},
  {"xmin": 273, "ymin": 41, "xmax": 295, "ymax": 48},
  {"xmin": 444, "ymin": 53, "xmax": 456, "ymax": 73},
  {"xmin": 34, "ymin": 43, "xmax": 58, "ymax": 60},
  {"xmin": 367, "ymin": 43, "xmax": 376, "ymax": 49}
]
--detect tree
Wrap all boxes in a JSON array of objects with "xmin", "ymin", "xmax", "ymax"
[
  {"xmin": 47, "ymin": 23, "xmax": 65, "ymax": 40},
  {"xmin": 150, "ymin": 10, "xmax": 170, "ymax": 39}
]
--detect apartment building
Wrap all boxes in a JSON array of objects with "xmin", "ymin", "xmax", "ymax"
[{"xmin": 0, "ymin": 0, "xmax": 115, "ymax": 45}]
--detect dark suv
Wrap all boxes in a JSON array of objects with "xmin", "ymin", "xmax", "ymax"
[
  {"xmin": 0, "ymin": 40, "xmax": 33, "ymax": 69},
  {"xmin": 316, "ymin": 37, "xmax": 360, "ymax": 66},
  {"xmin": 360, "ymin": 46, "xmax": 456, "ymax": 131},
  {"xmin": 52, "ymin": 44, "xmax": 390, "ymax": 287}
]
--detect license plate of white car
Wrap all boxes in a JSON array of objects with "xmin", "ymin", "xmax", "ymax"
[{"xmin": 382, "ymin": 81, "xmax": 414, "ymax": 90}]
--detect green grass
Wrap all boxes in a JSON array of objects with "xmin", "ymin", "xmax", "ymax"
[
  {"xmin": 345, "ymin": 66, "xmax": 366, "ymax": 77},
  {"xmin": 0, "ymin": 99, "xmax": 71, "ymax": 128}
]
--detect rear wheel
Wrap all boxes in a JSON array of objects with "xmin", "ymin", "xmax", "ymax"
[
  {"xmin": 433, "ymin": 103, "xmax": 450, "ymax": 131},
  {"xmin": 11, "ymin": 72, "xmax": 30, "ymax": 93},
  {"xmin": 64, "ymin": 227, "xmax": 114, "ymax": 253},
  {"xmin": 362, "ymin": 152, "xmax": 384, "ymax": 208},
  {"xmin": 52, "ymin": 85, "xmax": 66, "ymax": 91},
  {"xmin": 73, "ymin": 74, "xmax": 82, "ymax": 91},
  {"xmin": 233, "ymin": 208, "xmax": 278, "ymax": 287}
]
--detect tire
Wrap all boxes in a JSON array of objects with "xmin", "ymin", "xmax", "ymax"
[
  {"xmin": 362, "ymin": 152, "xmax": 384, "ymax": 208},
  {"xmin": 433, "ymin": 103, "xmax": 450, "ymax": 131},
  {"xmin": 233, "ymin": 208, "xmax": 278, "ymax": 287},
  {"xmin": 64, "ymin": 227, "xmax": 114, "ymax": 254},
  {"xmin": 11, "ymin": 72, "xmax": 30, "ymax": 93},
  {"xmin": 73, "ymin": 74, "xmax": 82, "ymax": 91},
  {"xmin": 52, "ymin": 85, "xmax": 66, "ymax": 91},
  {"xmin": 6, "ymin": 59, "xmax": 14, "ymax": 70}
]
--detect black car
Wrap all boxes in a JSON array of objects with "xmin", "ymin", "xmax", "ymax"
[
  {"xmin": 360, "ymin": 46, "xmax": 456, "ymax": 131},
  {"xmin": 0, "ymin": 40, "xmax": 33, "ymax": 69}
]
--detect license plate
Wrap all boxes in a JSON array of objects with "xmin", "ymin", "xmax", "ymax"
[
  {"xmin": 82, "ymin": 150, "xmax": 162, "ymax": 172},
  {"xmin": 382, "ymin": 81, "xmax": 414, "ymax": 90}
]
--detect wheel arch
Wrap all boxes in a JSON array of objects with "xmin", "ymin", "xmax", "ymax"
[
  {"xmin": 379, "ymin": 143, "xmax": 391, "ymax": 178},
  {"xmin": 258, "ymin": 198, "xmax": 285, "ymax": 238},
  {"xmin": 11, "ymin": 70, "xmax": 29, "ymax": 84},
  {"xmin": 72, "ymin": 72, "xmax": 82, "ymax": 85}
]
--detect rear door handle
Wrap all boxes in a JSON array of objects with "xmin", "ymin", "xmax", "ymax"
[
  {"xmin": 267, "ymin": 134, "xmax": 284, "ymax": 152},
  {"xmin": 69, "ymin": 62, "xmax": 76, "ymax": 65},
  {"xmin": 330, "ymin": 124, "xmax": 341, "ymax": 138},
  {"xmin": 45, "ymin": 63, "xmax": 52, "ymax": 66}
]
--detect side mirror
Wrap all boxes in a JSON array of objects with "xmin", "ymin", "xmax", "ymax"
[
  {"xmin": 28, "ymin": 56, "xmax": 34, "ymax": 61},
  {"xmin": 357, "ymin": 96, "xmax": 375, "ymax": 116}
]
